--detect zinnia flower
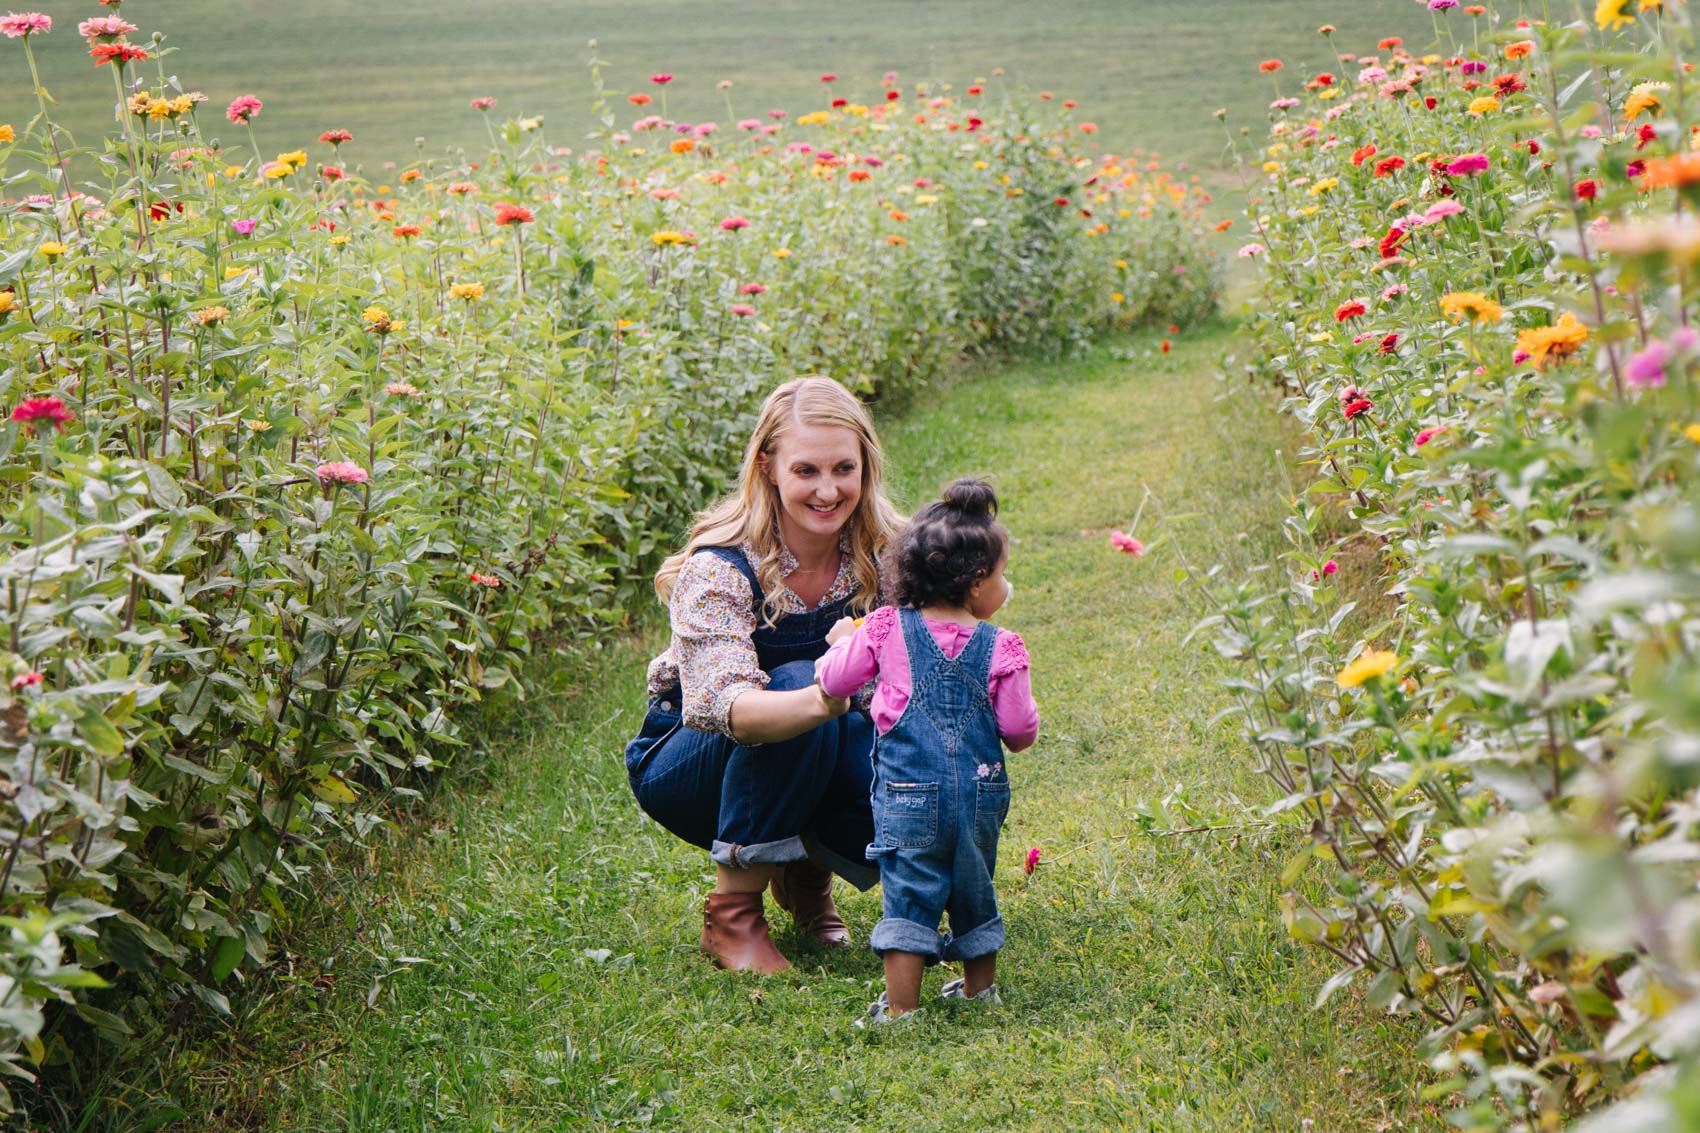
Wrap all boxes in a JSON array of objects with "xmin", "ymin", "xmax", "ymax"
[
  {"xmin": 315, "ymin": 461, "xmax": 370, "ymax": 485},
  {"xmin": 729, "ymin": 304, "xmax": 756, "ymax": 317},
  {"xmin": 650, "ymin": 73, "xmax": 673, "ymax": 85},
  {"xmin": 494, "ymin": 203, "xmax": 534, "ymax": 226},
  {"xmin": 90, "ymin": 42, "xmax": 146, "ymax": 65},
  {"xmin": 1446, "ymin": 153, "xmax": 1489, "ymax": 176},
  {"xmin": 470, "ymin": 571, "xmax": 502, "ymax": 588},
  {"xmin": 1373, "ymin": 155, "xmax": 1406, "ymax": 177},
  {"xmin": 76, "ymin": 15, "xmax": 133, "ymax": 41},
  {"xmin": 1343, "ymin": 396, "xmax": 1374, "ymax": 419},
  {"xmin": 1024, "ymin": 847, "xmax": 1042, "ymax": 874},
  {"xmin": 1110, "ymin": 530, "xmax": 1145, "ymax": 556},
  {"xmin": 10, "ymin": 671, "xmax": 42, "ymax": 690},
  {"xmin": 10, "ymin": 396, "xmax": 74, "ymax": 433},
  {"xmin": 1423, "ymin": 199, "xmax": 1465, "ymax": 223},
  {"xmin": 1596, "ymin": 0, "xmax": 1635, "ymax": 29},
  {"xmin": 1440, "ymin": 291, "xmax": 1505, "ymax": 324},
  {"xmin": 739, "ymin": 282, "xmax": 767, "ymax": 295},
  {"xmin": 449, "ymin": 281, "xmax": 484, "ymax": 301},
  {"xmin": 318, "ymin": 129, "xmax": 353, "ymax": 146},
  {"xmin": 470, "ymin": 97, "xmax": 497, "ymax": 111},
  {"xmin": 1335, "ymin": 300, "xmax": 1367, "ymax": 322},
  {"xmin": 719, "ymin": 215, "xmax": 750, "ymax": 231},
  {"xmin": 1515, "ymin": 312, "xmax": 1590, "ymax": 368},
  {"xmin": 1259, "ymin": 59, "xmax": 1282, "ymax": 72},
  {"xmin": 0, "ymin": 12, "xmax": 50, "ymax": 37},
  {"xmin": 191, "ymin": 306, "xmax": 230, "ymax": 326},
  {"xmin": 1337, "ymin": 649, "xmax": 1398, "ymax": 689},
  {"xmin": 226, "ymin": 94, "xmax": 263, "ymax": 123},
  {"xmin": 232, "ymin": 218, "xmax": 257, "ymax": 235},
  {"xmin": 1575, "ymin": 179, "xmax": 1599, "ymax": 201},
  {"xmin": 1238, "ymin": 243, "xmax": 1265, "ymax": 257},
  {"xmin": 384, "ymin": 381, "xmax": 421, "ymax": 398}
]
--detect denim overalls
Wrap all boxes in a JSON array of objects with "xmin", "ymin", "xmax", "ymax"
[
  {"xmin": 624, "ymin": 546, "xmax": 878, "ymax": 889},
  {"xmin": 867, "ymin": 607, "xmax": 1010, "ymax": 963}
]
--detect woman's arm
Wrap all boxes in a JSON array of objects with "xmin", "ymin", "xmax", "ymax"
[{"xmin": 728, "ymin": 683, "xmax": 850, "ymax": 745}]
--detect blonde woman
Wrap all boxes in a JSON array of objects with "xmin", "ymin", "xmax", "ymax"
[{"xmin": 625, "ymin": 377, "xmax": 904, "ymax": 973}]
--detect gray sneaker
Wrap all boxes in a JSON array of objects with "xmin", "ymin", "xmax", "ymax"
[
  {"xmin": 855, "ymin": 990, "xmax": 924, "ymax": 1028},
  {"xmin": 939, "ymin": 978, "xmax": 1003, "ymax": 1005}
]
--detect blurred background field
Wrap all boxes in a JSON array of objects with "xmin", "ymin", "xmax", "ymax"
[{"xmin": 3, "ymin": 0, "xmax": 1434, "ymax": 178}]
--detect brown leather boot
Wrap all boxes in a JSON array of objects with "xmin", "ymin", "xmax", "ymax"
[
  {"xmin": 770, "ymin": 859, "xmax": 852, "ymax": 948},
  {"xmin": 700, "ymin": 891, "xmax": 791, "ymax": 973}
]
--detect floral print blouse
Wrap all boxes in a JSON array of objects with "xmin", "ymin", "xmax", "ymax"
[{"xmin": 645, "ymin": 537, "xmax": 883, "ymax": 736}]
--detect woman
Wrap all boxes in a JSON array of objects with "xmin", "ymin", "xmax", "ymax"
[{"xmin": 625, "ymin": 377, "xmax": 904, "ymax": 973}]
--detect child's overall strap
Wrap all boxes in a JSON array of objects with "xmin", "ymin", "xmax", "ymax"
[
  {"xmin": 957, "ymin": 620, "xmax": 997, "ymax": 688},
  {"xmin": 898, "ymin": 607, "xmax": 949, "ymax": 685}
]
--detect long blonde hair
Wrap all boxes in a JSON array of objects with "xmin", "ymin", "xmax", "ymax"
[{"xmin": 655, "ymin": 377, "xmax": 904, "ymax": 625}]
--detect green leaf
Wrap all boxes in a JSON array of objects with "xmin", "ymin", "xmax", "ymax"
[
  {"xmin": 210, "ymin": 935, "xmax": 245, "ymax": 982},
  {"xmin": 76, "ymin": 710, "xmax": 126, "ymax": 758}
]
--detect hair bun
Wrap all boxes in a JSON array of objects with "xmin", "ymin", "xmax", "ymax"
[{"xmin": 939, "ymin": 477, "xmax": 997, "ymax": 519}]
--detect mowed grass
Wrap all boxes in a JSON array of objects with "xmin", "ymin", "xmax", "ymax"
[
  {"xmin": 77, "ymin": 325, "xmax": 1450, "ymax": 1132},
  {"xmin": 1, "ymin": 0, "xmax": 1435, "ymax": 176}
]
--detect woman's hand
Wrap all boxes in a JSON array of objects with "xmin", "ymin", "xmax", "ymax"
[
  {"xmin": 825, "ymin": 616, "xmax": 858, "ymax": 645},
  {"xmin": 814, "ymin": 680, "xmax": 852, "ymax": 719}
]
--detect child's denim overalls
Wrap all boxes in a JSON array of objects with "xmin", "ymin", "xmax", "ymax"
[
  {"xmin": 624, "ymin": 546, "xmax": 877, "ymax": 889},
  {"xmin": 867, "ymin": 607, "xmax": 1010, "ymax": 963}
]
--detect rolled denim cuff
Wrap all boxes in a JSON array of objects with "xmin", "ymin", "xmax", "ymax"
[
  {"xmin": 801, "ymin": 832, "xmax": 879, "ymax": 892},
  {"xmin": 710, "ymin": 834, "xmax": 808, "ymax": 870},
  {"xmin": 942, "ymin": 915, "xmax": 1004, "ymax": 962},
  {"xmin": 870, "ymin": 916, "xmax": 945, "ymax": 962}
]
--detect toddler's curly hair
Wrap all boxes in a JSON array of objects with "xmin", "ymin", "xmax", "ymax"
[{"xmin": 893, "ymin": 478, "xmax": 1009, "ymax": 610}]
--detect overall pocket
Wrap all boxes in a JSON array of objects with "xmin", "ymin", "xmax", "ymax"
[
  {"xmin": 881, "ymin": 782, "xmax": 938, "ymax": 850},
  {"xmin": 624, "ymin": 695, "xmax": 683, "ymax": 779},
  {"xmin": 973, "ymin": 780, "xmax": 1011, "ymax": 854}
]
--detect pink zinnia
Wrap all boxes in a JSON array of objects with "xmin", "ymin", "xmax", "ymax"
[
  {"xmin": 730, "ymin": 304, "xmax": 756, "ymax": 317},
  {"xmin": 1238, "ymin": 243, "xmax": 1265, "ymax": 257},
  {"xmin": 1321, "ymin": 560, "xmax": 1339, "ymax": 576},
  {"xmin": 0, "ymin": 12, "xmax": 50, "ymax": 37},
  {"xmin": 1024, "ymin": 847, "xmax": 1041, "ymax": 875},
  {"xmin": 1626, "ymin": 342, "xmax": 1671, "ymax": 389},
  {"xmin": 1423, "ymin": 199, "xmax": 1464, "ymax": 223},
  {"xmin": 1414, "ymin": 426, "xmax": 1448, "ymax": 446},
  {"xmin": 650, "ymin": 73, "xmax": 673, "ymax": 85},
  {"xmin": 232, "ymin": 218, "xmax": 257, "ymax": 235},
  {"xmin": 10, "ymin": 396, "xmax": 74, "ymax": 434},
  {"xmin": 319, "ymin": 128, "xmax": 353, "ymax": 146},
  {"xmin": 739, "ymin": 283, "xmax": 767, "ymax": 295},
  {"xmin": 1110, "ymin": 530, "xmax": 1145, "ymax": 556},
  {"xmin": 10, "ymin": 671, "xmax": 43, "ymax": 690},
  {"xmin": 1447, "ymin": 153, "xmax": 1489, "ymax": 176},
  {"xmin": 719, "ymin": 215, "xmax": 750, "ymax": 231},
  {"xmin": 470, "ymin": 97, "xmax": 497, "ymax": 111},
  {"xmin": 226, "ymin": 95, "xmax": 263, "ymax": 124},
  {"xmin": 77, "ymin": 15, "xmax": 133, "ymax": 41},
  {"xmin": 315, "ymin": 461, "xmax": 369, "ymax": 485},
  {"xmin": 736, "ymin": 118, "xmax": 761, "ymax": 130}
]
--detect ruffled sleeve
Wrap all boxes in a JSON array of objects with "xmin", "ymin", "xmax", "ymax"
[
  {"xmin": 669, "ymin": 551, "xmax": 766, "ymax": 736},
  {"xmin": 989, "ymin": 629, "xmax": 1039, "ymax": 752},
  {"xmin": 862, "ymin": 604, "xmax": 899, "ymax": 651},
  {"xmin": 990, "ymin": 629, "xmax": 1031, "ymax": 679}
]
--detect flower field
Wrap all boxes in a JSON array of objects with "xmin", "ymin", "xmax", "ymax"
[
  {"xmin": 0, "ymin": 6, "xmax": 1217, "ymax": 1111},
  {"xmin": 1214, "ymin": 1, "xmax": 1700, "ymax": 1127}
]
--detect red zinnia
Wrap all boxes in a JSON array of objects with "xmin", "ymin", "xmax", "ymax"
[
  {"xmin": 886, "ymin": 89, "xmax": 901, "ymax": 101},
  {"xmin": 1574, "ymin": 179, "xmax": 1599, "ymax": 201},
  {"xmin": 650, "ymin": 73, "xmax": 673, "ymax": 85},
  {"xmin": 1637, "ymin": 123, "xmax": 1657, "ymax": 151},
  {"xmin": 1053, "ymin": 196, "xmax": 1070, "ymax": 207},
  {"xmin": 1379, "ymin": 333, "xmax": 1400, "ymax": 354},
  {"xmin": 494, "ymin": 203, "xmax": 534, "ymax": 226},
  {"xmin": 1351, "ymin": 143, "xmax": 1377, "ymax": 167},
  {"xmin": 1259, "ymin": 59, "xmax": 1282, "ymax": 73},
  {"xmin": 392, "ymin": 224, "xmax": 422, "ymax": 238},
  {"xmin": 628, "ymin": 93, "xmax": 652, "ymax": 106},
  {"xmin": 1493, "ymin": 73, "xmax": 1526, "ymax": 96},
  {"xmin": 90, "ymin": 42, "xmax": 147, "ymax": 65},
  {"xmin": 319, "ymin": 129, "xmax": 353, "ymax": 146},
  {"xmin": 1373, "ymin": 156, "xmax": 1405, "ymax": 177},
  {"xmin": 1378, "ymin": 226, "xmax": 1408, "ymax": 259},
  {"xmin": 1343, "ymin": 397, "xmax": 1373, "ymax": 419},
  {"xmin": 10, "ymin": 396, "xmax": 74, "ymax": 434},
  {"xmin": 1335, "ymin": 300, "xmax": 1366, "ymax": 322},
  {"xmin": 820, "ymin": 73, "xmax": 837, "ymax": 82}
]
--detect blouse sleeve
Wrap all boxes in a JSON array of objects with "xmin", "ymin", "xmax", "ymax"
[
  {"xmin": 669, "ymin": 552, "xmax": 766, "ymax": 736},
  {"xmin": 989, "ymin": 629, "xmax": 1039, "ymax": 752}
]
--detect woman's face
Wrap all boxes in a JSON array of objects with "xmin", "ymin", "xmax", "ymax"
[{"xmin": 763, "ymin": 422, "xmax": 864, "ymax": 548}]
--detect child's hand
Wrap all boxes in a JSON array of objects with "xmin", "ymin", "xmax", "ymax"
[{"xmin": 825, "ymin": 615, "xmax": 859, "ymax": 645}]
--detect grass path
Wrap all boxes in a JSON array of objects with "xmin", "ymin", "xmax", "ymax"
[{"xmin": 161, "ymin": 323, "xmax": 1443, "ymax": 1131}]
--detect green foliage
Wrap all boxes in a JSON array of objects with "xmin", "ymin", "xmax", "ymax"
[
  {"xmin": 0, "ymin": 6, "xmax": 1219, "ymax": 1115},
  {"xmin": 1215, "ymin": 4, "xmax": 1700, "ymax": 1128}
]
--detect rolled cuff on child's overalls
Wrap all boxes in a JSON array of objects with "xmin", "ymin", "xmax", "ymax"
[
  {"xmin": 942, "ymin": 914, "xmax": 1005, "ymax": 962},
  {"xmin": 710, "ymin": 834, "xmax": 809, "ymax": 870},
  {"xmin": 869, "ymin": 915, "xmax": 947, "ymax": 962}
]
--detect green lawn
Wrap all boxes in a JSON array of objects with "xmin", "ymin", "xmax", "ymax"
[
  {"xmin": 73, "ymin": 324, "xmax": 1448, "ymax": 1131},
  {"xmin": 1, "ymin": 1, "xmax": 1436, "ymax": 176}
]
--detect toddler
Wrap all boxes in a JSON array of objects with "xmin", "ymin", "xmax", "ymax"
[{"xmin": 816, "ymin": 478, "xmax": 1039, "ymax": 1023}]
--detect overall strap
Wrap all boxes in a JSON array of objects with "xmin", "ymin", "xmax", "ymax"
[
  {"xmin": 699, "ymin": 546, "xmax": 764, "ymax": 607},
  {"xmin": 958, "ymin": 622, "xmax": 998, "ymax": 687},
  {"xmin": 898, "ymin": 607, "xmax": 952, "ymax": 684}
]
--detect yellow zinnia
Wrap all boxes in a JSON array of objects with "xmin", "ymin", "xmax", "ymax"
[
  {"xmin": 1440, "ymin": 291, "xmax": 1505, "ymax": 325},
  {"xmin": 0, "ymin": 124, "xmax": 12, "ymax": 144},
  {"xmin": 449, "ymin": 282, "xmax": 484, "ymax": 301},
  {"xmin": 1308, "ymin": 178, "xmax": 1338, "ymax": 197},
  {"xmin": 1337, "ymin": 649, "xmax": 1399, "ymax": 689},
  {"xmin": 1596, "ymin": 0, "xmax": 1634, "ymax": 29},
  {"xmin": 39, "ymin": 241, "xmax": 67, "ymax": 259},
  {"xmin": 1467, "ymin": 96, "xmax": 1500, "ymax": 116},
  {"xmin": 1516, "ymin": 312, "xmax": 1590, "ymax": 368},
  {"xmin": 1683, "ymin": 423, "xmax": 1700, "ymax": 444},
  {"xmin": 191, "ymin": 306, "xmax": 230, "ymax": 326},
  {"xmin": 1625, "ymin": 82, "xmax": 1668, "ymax": 120},
  {"xmin": 0, "ymin": 291, "xmax": 15, "ymax": 316}
]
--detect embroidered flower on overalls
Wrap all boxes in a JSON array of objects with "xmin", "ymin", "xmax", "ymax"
[{"xmin": 974, "ymin": 761, "xmax": 1004, "ymax": 780}]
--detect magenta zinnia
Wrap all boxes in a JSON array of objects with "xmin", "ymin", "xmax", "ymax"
[{"xmin": 10, "ymin": 396, "xmax": 74, "ymax": 434}]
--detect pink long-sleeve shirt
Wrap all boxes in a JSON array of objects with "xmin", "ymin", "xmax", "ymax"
[{"xmin": 814, "ymin": 605, "xmax": 1039, "ymax": 752}]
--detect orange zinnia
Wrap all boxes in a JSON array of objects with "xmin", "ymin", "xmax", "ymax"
[{"xmin": 1640, "ymin": 152, "xmax": 1700, "ymax": 189}]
